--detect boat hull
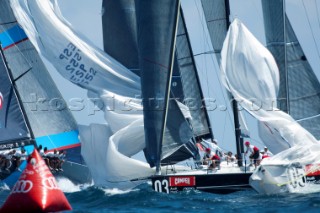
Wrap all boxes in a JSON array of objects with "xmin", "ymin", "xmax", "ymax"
[
  {"xmin": 151, "ymin": 172, "xmax": 252, "ymax": 194},
  {"xmin": 250, "ymin": 164, "xmax": 320, "ymax": 194},
  {"xmin": 0, "ymin": 160, "xmax": 92, "ymax": 187}
]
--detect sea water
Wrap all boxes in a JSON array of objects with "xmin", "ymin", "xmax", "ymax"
[{"xmin": 1, "ymin": 178, "xmax": 320, "ymax": 213}]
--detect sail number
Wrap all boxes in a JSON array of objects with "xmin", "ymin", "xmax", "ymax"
[
  {"xmin": 59, "ymin": 43, "xmax": 97, "ymax": 85},
  {"xmin": 287, "ymin": 166, "xmax": 306, "ymax": 189},
  {"xmin": 154, "ymin": 179, "xmax": 169, "ymax": 194}
]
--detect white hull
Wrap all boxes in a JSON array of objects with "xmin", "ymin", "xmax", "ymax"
[{"xmin": 250, "ymin": 163, "xmax": 320, "ymax": 194}]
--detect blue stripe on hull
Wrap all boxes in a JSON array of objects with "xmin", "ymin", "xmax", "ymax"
[
  {"xmin": 35, "ymin": 130, "xmax": 80, "ymax": 151},
  {"xmin": 0, "ymin": 25, "xmax": 28, "ymax": 49}
]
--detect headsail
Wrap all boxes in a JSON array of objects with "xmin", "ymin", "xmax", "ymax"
[
  {"xmin": 0, "ymin": 46, "xmax": 32, "ymax": 149},
  {"xmin": 220, "ymin": 18, "xmax": 317, "ymax": 153},
  {"xmin": 0, "ymin": 0, "xmax": 79, "ymax": 152},
  {"xmin": 262, "ymin": 0, "xmax": 320, "ymax": 140},
  {"xmin": 175, "ymin": 7, "xmax": 212, "ymax": 139}
]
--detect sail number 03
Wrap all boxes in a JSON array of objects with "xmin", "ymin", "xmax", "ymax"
[{"xmin": 154, "ymin": 179, "xmax": 169, "ymax": 194}]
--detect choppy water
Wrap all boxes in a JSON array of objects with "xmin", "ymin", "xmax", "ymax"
[{"xmin": 1, "ymin": 178, "xmax": 320, "ymax": 213}]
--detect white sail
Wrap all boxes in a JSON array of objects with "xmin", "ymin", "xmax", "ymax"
[
  {"xmin": 220, "ymin": 18, "xmax": 317, "ymax": 154},
  {"xmin": 10, "ymin": 0, "xmax": 140, "ymax": 97},
  {"xmin": 221, "ymin": 18, "xmax": 320, "ymax": 194},
  {"xmin": 9, "ymin": 0, "xmax": 154, "ymax": 189}
]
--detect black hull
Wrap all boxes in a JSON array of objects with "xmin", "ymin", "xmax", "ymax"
[{"xmin": 151, "ymin": 172, "xmax": 252, "ymax": 194}]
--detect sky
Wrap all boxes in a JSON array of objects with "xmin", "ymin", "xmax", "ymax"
[{"xmin": 49, "ymin": 0, "xmax": 320, "ymax": 153}]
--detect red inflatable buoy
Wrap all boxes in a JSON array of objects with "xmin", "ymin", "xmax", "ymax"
[{"xmin": 0, "ymin": 149, "xmax": 72, "ymax": 213}]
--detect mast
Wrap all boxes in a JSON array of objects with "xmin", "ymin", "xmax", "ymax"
[
  {"xmin": 283, "ymin": 0, "xmax": 290, "ymax": 114},
  {"xmin": 224, "ymin": 0, "xmax": 244, "ymax": 166},
  {"xmin": 0, "ymin": 43, "xmax": 35, "ymax": 146}
]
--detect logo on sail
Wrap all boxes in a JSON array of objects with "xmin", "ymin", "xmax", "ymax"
[{"xmin": 0, "ymin": 92, "xmax": 3, "ymax": 110}]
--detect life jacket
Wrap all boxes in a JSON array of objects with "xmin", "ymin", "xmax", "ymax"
[
  {"xmin": 211, "ymin": 154, "xmax": 220, "ymax": 161},
  {"xmin": 262, "ymin": 153, "xmax": 270, "ymax": 159}
]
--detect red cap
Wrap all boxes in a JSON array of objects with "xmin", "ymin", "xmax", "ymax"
[
  {"xmin": 205, "ymin": 148, "xmax": 211, "ymax": 152},
  {"xmin": 245, "ymin": 141, "xmax": 250, "ymax": 146}
]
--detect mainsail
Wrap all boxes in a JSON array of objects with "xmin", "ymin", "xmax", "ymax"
[
  {"xmin": 0, "ymin": 0, "xmax": 79, "ymax": 153},
  {"xmin": 102, "ymin": 1, "xmax": 212, "ymax": 142},
  {"xmin": 262, "ymin": 0, "xmax": 320, "ymax": 140},
  {"xmin": 102, "ymin": 0, "xmax": 139, "ymax": 76},
  {"xmin": 135, "ymin": 0, "xmax": 182, "ymax": 170},
  {"xmin": 0, "ymin": 46, "xmax": 32, "ymax": 149},
  {"xmin": 102, "ymin": 0, "xmax": 200, "ymax": 167}
]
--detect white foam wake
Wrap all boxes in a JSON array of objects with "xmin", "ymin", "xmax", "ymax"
[
  {"xmin": 56, "ymin": 177, "xmax": 93, "ymax": 193},
  {"xmin": 101, "ymin": 187, "xmax": 139, "ymax": 196}
]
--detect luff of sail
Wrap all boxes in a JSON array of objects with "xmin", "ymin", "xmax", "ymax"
[
  {"xmin": 262, "ymin": 0, "xmax": 320, "ymax": 140},
  {"xmin": 0, "ymin": 0, "xmax": 79, "ymax": 151}
]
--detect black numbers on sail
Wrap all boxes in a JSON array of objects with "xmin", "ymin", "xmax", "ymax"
[
  {"xmin": 59, "ymin": 42, "xmax": 97, "ymax": 84},
  {"xmin": 153, "ymin": 179, "xmax": 169, "ymax": 194},
  {"xmin": 287, "ymin": 166, "xmax": 306, "ymax": 189}
]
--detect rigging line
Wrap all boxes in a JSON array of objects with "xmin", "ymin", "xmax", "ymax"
[
  {"xmin": 314, "ymin": 0, "xmax": 320, "ymax": 33},
  {"xmin": 220, "ymin": 111, "xmax": 228, "ymax": 149},
  {"xmin": 194, "ymin": 0, "xmax": 211, "ymax": 98},
  {"xmin": 195, "ymin": 0, "xmax": 234, "ymax": 129},
  {"xmin": 302, "ymin": 0, "xmax": 320, "ymax": 62},
  {"xmin": 0, "ymin": 21, "xmax": 18, "ymax": 25},
  {"xmin": 251, "ymin": 0, "xmax": 264, "ymax": 26}
]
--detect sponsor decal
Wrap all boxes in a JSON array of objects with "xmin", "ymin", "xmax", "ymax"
[
  {"xmin": 305, "ymin": 164, "xmax": 320, "ymax": 177},
  {"xmin": 169, "ymin": 176, "xmax": 196, "ymax": 187},
  {"xmin": 11, "ymin": 180, "xmax": 33, "ymax": 193},
  {"xmin": 42, "ymin": 177, "xmax": 59, "ymax": 190},
  {"xmin": 0, "ymin": 92, "xmax": 3, "ymax": 110}
]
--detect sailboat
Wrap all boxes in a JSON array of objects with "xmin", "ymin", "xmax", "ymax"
[
  {"xmin": 215, "ymin": 0, "xmax": 320, "ymax": 194},
  {"xmin": 100, "ymin": 0, "xmax": 254, "ymax": 194},
  {"xmin": 7, "ymin": 0, "xmax": 256, "ymax": 193},
  {"xmin": 248, "ymin": 0, "xmax": 320, "ymax": 194},
  {"xmin": 0, "ymin": 0, "xmax": 91, "ymax": 186}
]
